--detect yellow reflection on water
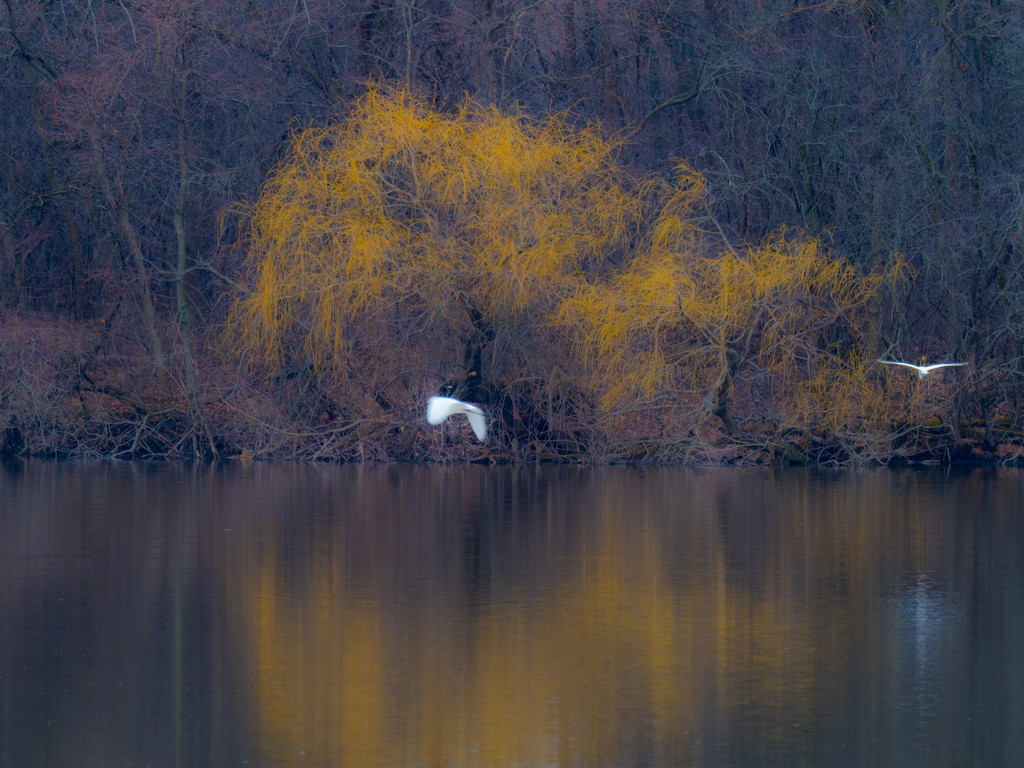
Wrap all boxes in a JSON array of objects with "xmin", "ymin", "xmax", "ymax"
[
  {"xmin": 234, "ymin": 468, "xmax": 854, "ymax": 767},
  {"xmin": 3, "ymin": 462, "xmax": 1021, "ymax": 768}
]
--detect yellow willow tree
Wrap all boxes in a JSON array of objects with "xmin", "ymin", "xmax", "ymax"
[
  {"xmin": 226, "ymin": 88, "xmax": 647, "ymax": 445},
  {"xmin": 560, "ymin": 168, "xmax": 913, "ymax": 461}
]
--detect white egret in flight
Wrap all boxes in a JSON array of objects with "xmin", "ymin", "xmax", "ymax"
[
  {"xmin": 877, "ymin": 360, "xmax": 967, "ymax": 378},
  {"xmin": 426, "ymin": 396, "xmax": 487, "ymax": 441}
]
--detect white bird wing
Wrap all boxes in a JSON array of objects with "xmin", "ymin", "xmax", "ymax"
[
  {"xmin": 426, "ymin": 396, "xmax": 458, "ymax": 425},
  {"xmin": 878, "ymin": 360, "xmax": 922, "ymax": 372},
  {"xmin": 464, "ymin": 408, "xmax": 487, "ymax": 441},
  {"xmin": 924, "ymin": 363, "xmax": 966, "ymax": 371},
  {"xmin": 427, "ymin": 396, "xmax": 487, "ymax": 440}
]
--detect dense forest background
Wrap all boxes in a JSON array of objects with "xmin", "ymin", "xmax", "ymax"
[{"xmin": 2, "ymin": 0, "xmax": 1024, "ymax": 464}]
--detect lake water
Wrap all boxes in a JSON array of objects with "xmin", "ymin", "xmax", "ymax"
[{"xmin": 0, "ymin": 460, "xmax": 1022, "ymax": 767}]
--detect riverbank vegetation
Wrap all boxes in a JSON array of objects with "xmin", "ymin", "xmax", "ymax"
[{"xmin": 3, "ymin": 1, "xmax": 1024, "ymax": 464}]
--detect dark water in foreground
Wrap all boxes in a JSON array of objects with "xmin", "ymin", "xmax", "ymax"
[{"xmin": 0, "ymin": 461, "xmax": 1022, "ymax": 767}]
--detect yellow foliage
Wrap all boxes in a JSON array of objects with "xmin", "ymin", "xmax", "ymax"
[
  {"xmin": 226, "ymin": 84, "xmax": 915, "ymax": 459},
  {"xmin": 227, "ymin": 86, "xmax": 644, "ymax": 379},
  {"xmin": 562, "ymin": 218, "xmax": 911, "ymax": 441},
  {"xmin": 789, "ymin": 353, "xmax": 897, "ymax": 435}
]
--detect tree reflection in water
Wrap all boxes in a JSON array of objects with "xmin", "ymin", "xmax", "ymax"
[{"xmin": 0, "ymin": 462, "xmax": 1021, "ymax": 767}]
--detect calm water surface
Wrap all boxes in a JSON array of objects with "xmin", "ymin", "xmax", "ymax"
[{"xmin": 1, "ymin": 460, "xmax": 1022, "ymax": 767}]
